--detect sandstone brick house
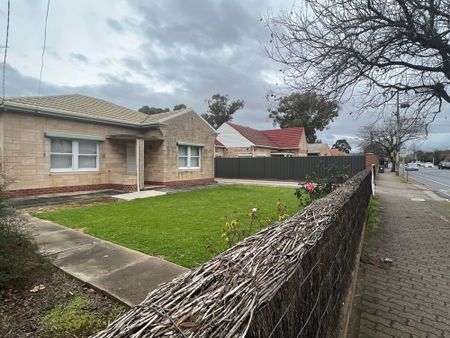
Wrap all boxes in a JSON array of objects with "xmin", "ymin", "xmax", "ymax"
[
  {"xmin": 307, "ymin": 143, "xmax": 332, "ymax": 156},
  {"xmin": 215, "ymin": 122, "xmax": 308, "ymax": 157},
  {"xmin": 0, "ymin": 94, "xmax": 216, "ymax": 197}
]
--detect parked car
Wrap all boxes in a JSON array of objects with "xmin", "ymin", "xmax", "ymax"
[
  {"xmin": 405, "ymin": 163, "xmax": 419, "ymax": 171},
  {"xmin": 438, "ymin": 160, "xmax": 450, "ymax": 169},
  {"xmin": 424, "ymin": 162, "xmax": 434, "ymax": 168},
  {"xmin": 378, "ymin": 165, "xmax": 385, "ymax": 173}
]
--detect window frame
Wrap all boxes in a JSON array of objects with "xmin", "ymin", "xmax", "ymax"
[
  {"xmin": 178, "ymin": 145, "xmax": 202, "ymax": 170},
  {"xmin": 50, "ymin": 139, "xmax": 100, "ymax": 173}
]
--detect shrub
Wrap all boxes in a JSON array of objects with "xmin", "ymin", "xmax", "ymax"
[
  {"xmin": 222, "ymin": 200, "xmax": 290, "ymax": 248},
  {"xmin": 0, "ymin": 178, "xmax": 47, "ymax": 289},
  {"xmin": 295, "ymin": 167, "xmax": 348, "ymax": 208}
]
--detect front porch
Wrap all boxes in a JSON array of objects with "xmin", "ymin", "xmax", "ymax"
[{"xmin": 106, "ymin": 131, "xmax": 164, "ymax": 192}]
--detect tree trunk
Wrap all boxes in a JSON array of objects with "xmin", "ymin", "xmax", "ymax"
[{"xmin": 390, "ymin": 156, "xmax": 396, "ymax": 172}]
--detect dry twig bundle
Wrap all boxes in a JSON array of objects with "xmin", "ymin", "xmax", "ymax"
[{"xmin": 92, "ymin": 169, "xmax": 371, "ymax": 338}]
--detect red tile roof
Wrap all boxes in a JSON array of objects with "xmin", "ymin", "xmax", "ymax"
[
  {"xmin": 227, "ymin": 122, "xmax": 277, "ymax": 147},
  {"xmin": 262, "ymin": 128, "xmax": 304, "ymax": 149},
  {"xmin": 214, "ymin": 138, "xmax": 225, "ymax": 147},
  {"xmin": 226, "ymin": 122, "xmax": 304, "ymax": 149}
]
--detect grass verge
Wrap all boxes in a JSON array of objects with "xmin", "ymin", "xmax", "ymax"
[{"xmin": 366, "ymin": 197, "xmax": 380, "ymax": 233}]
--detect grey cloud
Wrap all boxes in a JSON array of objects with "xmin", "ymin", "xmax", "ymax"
[
  {"xmin": 122, "ymin": 57, "xmax": 144, "ymax": 72},
  {"xmin": 134, "ymin": 0, "xmax": 258, "ymax": 51},
  {"xmin": 69, "ymin": 53, "xmax": 89, "ymax": 64},
  {"xmin": 106, "ymin": 18, "xmax": 125, "ymax": 32},
  {"xmin": 6, "ymin": 0, "xmax": 450, "ymax": 151}
]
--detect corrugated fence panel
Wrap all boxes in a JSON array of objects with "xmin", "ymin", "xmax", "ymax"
[{"xmin": 215, "ymin": 156, "xmax": 366, "ymax": 180}]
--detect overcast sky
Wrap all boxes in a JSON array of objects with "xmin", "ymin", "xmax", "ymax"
[{"xmin": 1, "ymin": 0, "xmax": 449, "ymax": 151}]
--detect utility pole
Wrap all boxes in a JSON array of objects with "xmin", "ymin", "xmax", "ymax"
[{"xmin": 395, "ymin": 92, "xmax": 401, "ymax": 176}]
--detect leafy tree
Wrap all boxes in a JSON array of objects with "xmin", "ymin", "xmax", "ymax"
[
  {"xmin": 138, "ymin": 106, "xmax": 170, "ymax": 115},
  {"xmin": 202, "ymin": 94, "xmax": 244, "ymax": 129},
  {"xmin": 173, "ymin": 104, "xmax": 187, "ymax": 111},
  {"xmin": 265, "ymin": 0, "xmax": 450, "ymax": 123},
  {"xmin": 268, "ymin": 92, "xmax": 339, "ymax": 143},
  {"xmin": 332, "ymin": 139, "xmax": 351, "ymax": 154}
]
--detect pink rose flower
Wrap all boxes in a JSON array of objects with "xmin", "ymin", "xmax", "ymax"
[{"xmin": 305, "ymin": 182, "xmax": 315, "ymax": 191}]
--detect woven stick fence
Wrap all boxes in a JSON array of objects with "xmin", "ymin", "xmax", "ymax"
[{"xmin": 92, "ymin": 169, "xmax": 372, "ymax": 338}]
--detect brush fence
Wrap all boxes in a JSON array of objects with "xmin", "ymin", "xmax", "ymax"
[{"xmin": 93, "ymin": 169, "xmax": 372, "ymax": 338}]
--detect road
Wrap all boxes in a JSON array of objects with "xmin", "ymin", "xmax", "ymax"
[{"xmin": 406, "ymin": 167, "xmax": 450, "ymax": 198}]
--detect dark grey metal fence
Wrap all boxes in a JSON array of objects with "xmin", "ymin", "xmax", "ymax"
[{"xmin": 215, "ymin": 156, "xmax": 366, "ymax": 181}]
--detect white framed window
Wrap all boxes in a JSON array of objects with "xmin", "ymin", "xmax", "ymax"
[
  {"xmin": 178, "ymin": 145, "xmax": 201, "ymax": 169},
  {"xmin": 50, "ymin": 139, "xmax": 99, "ymax": 172}
]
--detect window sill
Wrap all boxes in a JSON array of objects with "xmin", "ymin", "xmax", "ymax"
[
  {"xmin": 178, "ymin": 167, "xmax": 201, "ymax": 172},
  {"xmin": 50, "ymin": 170, "xmax": 100, "ymax": 174}
]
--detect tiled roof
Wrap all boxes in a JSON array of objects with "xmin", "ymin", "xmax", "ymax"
[
  {"xmin": 214, "ymin": 138, "xmax": 225, "ymax": 147},
  {"xmin": 226, "ymin": 122, "xmax": 303, "ymax": 149},
  {"xmin": 227, "ymin": 122, "xmax": 277, "ymax": 147},
  {"xmin": 3, "ymin": 94, "xmax": 180, "ymax": 125},
  {"xmin": 262, "ymin": 128, "xmax": 304, "ymax": 149}
]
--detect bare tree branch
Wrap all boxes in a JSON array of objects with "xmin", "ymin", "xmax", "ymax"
[{"xmin": 264, "ymin": 0, "xmax": 450, "ymax": 120}]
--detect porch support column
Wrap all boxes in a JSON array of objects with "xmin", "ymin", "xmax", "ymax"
[{"xmin": 136, "ymin": 137, "xmax": 145, "ymax": 191}]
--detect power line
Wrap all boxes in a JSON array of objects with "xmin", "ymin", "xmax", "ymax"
[
  {"xmin": 1, "ymin": 0, "xmax": 10, "ymax": 104},
  {"xmin": 37, "ymin": 0, "xmax": 51, "ymax": 98}
]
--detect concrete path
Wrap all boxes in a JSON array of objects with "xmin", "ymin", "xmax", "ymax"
[
  {"xmin": 24, "ymin": 215, "xmax": 188, "ymax": 306},
  {"xmin": 216, "ymin": 178, "xmax": 299, "ymax": 188},
  {"xmin": 355, "ymin": 172, "xmax": 450, "ymax": 337},
  {"xmin": 112, "ymin": 190, "xmax": 166, "ymax": 201}
]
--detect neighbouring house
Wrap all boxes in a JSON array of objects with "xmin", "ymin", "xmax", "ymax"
[
  {"xmin": 215, "ymin": 122, "xmax": 308, "ymax": 157},
  {"xmin": 307, "ymin": 143, "xmax": 332, "ymax": 156},
  {"xmin": 330, "ymin": 148, "xmax": 349, "ymax": 156},
  {"xmin": 0, "ymin": 94, "xmax": 216, "ymax": 197}
]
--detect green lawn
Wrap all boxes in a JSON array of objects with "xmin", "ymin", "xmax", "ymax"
[{"xmin": 36, "ymin": 185, "xmax": 299, "ymax": 268}]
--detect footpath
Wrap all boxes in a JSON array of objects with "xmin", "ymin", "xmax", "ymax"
[
  {"xmin": 24, "ymin": 215, "xmax": 188, "ymax": 306},
  {"xmin": 355, "ymin": 172, "xmax": 450, "ymax": 337}
]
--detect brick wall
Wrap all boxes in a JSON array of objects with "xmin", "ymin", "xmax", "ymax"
[
  {"xmin": 365, "ymin": 153, "xmax": 378, "ymax": 168},
  {"xmin": 216, "ymin": 146, "xmax": 308, "ymax": 158},
  {"xmin": 7, "ymin": 183, "xmax": 136, "ymax": 198},
  {"xmin": 149, "ymin": 111, "xmax": 216, "ymax": 183},
  {"xmin": 0, "ymin": 111, "xmax": 138, "ymax": 193}
]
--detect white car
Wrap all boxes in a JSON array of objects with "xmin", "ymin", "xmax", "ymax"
[
  {"xmin": 424, "ymin": 162, "xmax": 434, "ymax": 168},
  {"xmin": 405, "ymin": 163, "xmax": 419, "ymax": 171}
]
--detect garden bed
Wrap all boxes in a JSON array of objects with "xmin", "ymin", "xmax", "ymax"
[{"xmin": 0, "ymin": 266, "xmax": 127, "ymax": 338}]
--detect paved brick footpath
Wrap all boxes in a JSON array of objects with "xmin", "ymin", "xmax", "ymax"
[{"xmin": 357, "ymin": 172, "xmax": 450, "ymax": 338}]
